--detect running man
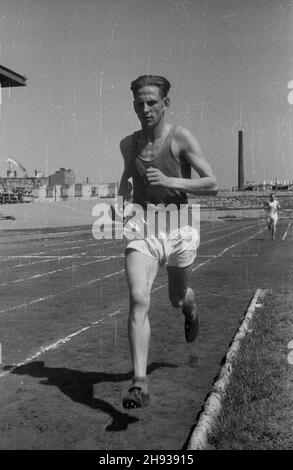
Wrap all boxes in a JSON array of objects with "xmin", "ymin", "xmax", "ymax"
[
  {"xmin": 265, "ymin": 193, "xmax": 280, "ymax": 240},
  {"xmin": 117, "ymin": 75, "xmax": 218, "ymax": 408}
]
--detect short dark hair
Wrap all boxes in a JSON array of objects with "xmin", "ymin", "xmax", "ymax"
[{"xmin": 131, "ymin": 75, "xmax": 171, "ymax": 98}]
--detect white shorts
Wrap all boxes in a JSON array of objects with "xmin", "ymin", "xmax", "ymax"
[
  {"xmin": 267, "ymin": 214, "xmax": 278, "ymax": 226},
  {"xmin": 126, "ymin": 226, "xmax": 200, "ymax": 268}
]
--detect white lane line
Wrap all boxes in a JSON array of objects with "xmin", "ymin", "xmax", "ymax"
[
  {"xmin": 0, "ymin": 269, "xmax": 125, "ymax": 314},
  {"xmin": 192, "ymin": 226, "xmax": 265, "ymax": 272},
  {"xmin": 10, "ymin": 252, "xmax": 113, "ymax": 268},
  {"xmin": 21, "ymin": 236, "xmax": 119, "ymax": 249},
  {"xmin": 230, "ymin": 254, "xmax": 259, "ymax": 258},
  {"xmin": 0, "ymin": 255, "xmax": 124, "ymax": 287},
  {"xmin": 11, "ymin": 253, "xmax": 91, "ymax": 268},
  {"xmin": 12, "ymin": 253, "xmax": 92, "ymax": 268},
  {"xmin": 200, "ymin": 222, "xmax": 244, "ymax": 237},
  {"xmin": 282, "ymin": 222, "xmax": 291, "ymax": 241},
  {"xmin": 3, "ymin": 254, "xmax": 117, "ymax": 260},
  {"xmin": 11, "ymin": 242, "xmax": 124, "ymax": 268},
  {"xmin": 0, "ymin": 225, "xmax": 257, "ymax": 287},
  {"xmin": 0, "ymin": 225, "xmax": 264, "ymax": 379},
  {"xmin": 0, "ymin": 224, "xmax": 241, "ymax": 261},
  {"xmin": 148, "ymin": 226, "xmax": 264, "ymax": 293},
  {"xmin": 0, "ymin": 239, "xmax": 123, "ymax": 264},
  {"xmin": 0, "ymin": 236, "xmax": 91, "ymax": 251},
  {"xmin": 0, "ymin": 309, "xmax": 122, "ymax": 379},
  {"xmin": 201, "ymin": 224, "xmax": 255, "ymax": 245},
  {"xmin": 0, "ymin": 242, "xmax": 95, "ymax": 263},
  {"xmin": 288, "ymin": 341, "xmax": 293, "ymax": 365},
  {"xmin": 0, "ymin": 228, "xmax": 91, "ymax": 243},
  {"xmin": 21, "ymin": 254, "xmax": 120, "ymax": 259},
  {"xmin": 0, "ymin": 224, "xmax": 262, "ymax": 309},
  {"xmin": 0, "ymin": 225, "xmax": 246, "ymax": 280},
  {"xmin": 0, "ymin": 273, "xmax": 175, "ymax": 379},
  {"xmin": 0, "ymin": 223, "xmax": 242, "ymax": 266},
  {"xmin": 187, "ymin": 288, "xmax": 268, "ymax": 450},
  {"xmin": 3, "ymin": 225, "xmax": 251, "ymax": 270}
]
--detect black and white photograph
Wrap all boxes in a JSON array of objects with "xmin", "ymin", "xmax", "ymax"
[{"xmin": 0, "ymin": 0, "xmax": 292, "ymax": 453}]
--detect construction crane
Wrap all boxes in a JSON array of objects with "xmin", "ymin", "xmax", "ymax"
[{"xmin": 5, "ymin": 157, "xmax": 26, "ymax": 177}]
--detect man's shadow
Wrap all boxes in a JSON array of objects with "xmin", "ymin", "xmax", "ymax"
[{"xmin": 3, "ymin": 361, "xmax": 177, "ymax": 432}]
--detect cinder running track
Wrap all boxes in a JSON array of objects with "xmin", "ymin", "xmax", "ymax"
[{"xmin": 0, "ymin": 218, "xmax": 292, "ymax": 449}]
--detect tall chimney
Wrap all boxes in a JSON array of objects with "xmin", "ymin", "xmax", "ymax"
[{"xmin": 238, "ymin": 130, "xmax": 244, "ymax": 190}]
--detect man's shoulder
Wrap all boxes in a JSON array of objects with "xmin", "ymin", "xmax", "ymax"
[
  {"xmin": 120, "ymin": 132, "xmax": 138, "ymax": 166},
  {"xmin": 172, "ymin": 125, "xmax": 199, "ymax": 145},
  {"xmin": 171, "ymin": 125, "xmax": 202, "ymax": 157},
  {"xmin": 120, "ymin": 133, "xmax": 133, "ymax": 150},
  {"xmin": 173, "ymin": 125, "xmax": 193, "ymax": 139}
]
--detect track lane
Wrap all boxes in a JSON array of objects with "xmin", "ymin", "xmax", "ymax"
[
  {"xmin": 0, "ymin": 219, "xmax": 280, "ymax": 450},
  {"xmin": 0, "ymin": 221, "xmax": 263, "ymax": 371}
]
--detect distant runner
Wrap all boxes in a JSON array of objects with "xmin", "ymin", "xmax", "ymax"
[{"xmin": 265, "ymin": 193, "xmax": 280, "ymax": 240}]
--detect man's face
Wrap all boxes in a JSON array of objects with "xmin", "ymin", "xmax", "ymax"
[{"xmin": 133, "ymin": 85, "xmax": 169, "ymax": 129}]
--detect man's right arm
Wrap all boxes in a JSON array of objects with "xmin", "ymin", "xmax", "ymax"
[
  {"xmin": 118, "ymin": 136, "xmax": 133, "ymax": 202},
  {"xmin": 118, "ymin": 168, "xmax": 132, "ymax": 199},
  {"xmin": 110, "ymin": 136, "xmax": 133, "ymax": 220}
]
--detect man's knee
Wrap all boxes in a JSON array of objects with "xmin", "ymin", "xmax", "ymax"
[
  {"xmin": 169, "ymin": 294, "xmax": 185, "ymax": 308},
  {"xmin": 169, "ymin": 285, "xmax": 194, "ymax": 308},
  {"xmin": 130, "ymin": 288, "xmax": 150, "ymax": 311}
]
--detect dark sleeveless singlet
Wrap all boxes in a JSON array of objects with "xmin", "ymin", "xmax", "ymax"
[{"xmin": 126, "ymin": 126, "xmax": 191, "ymax": 208}]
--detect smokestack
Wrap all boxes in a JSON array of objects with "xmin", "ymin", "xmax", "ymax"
[{"xmin": 238, "ymin": 130, "xmax": 244, "ymax": 190}]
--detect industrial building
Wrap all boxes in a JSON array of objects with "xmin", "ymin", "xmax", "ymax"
[{"xmin": 48, "ymin": 168, "xmax": 76, "ymax": 186}]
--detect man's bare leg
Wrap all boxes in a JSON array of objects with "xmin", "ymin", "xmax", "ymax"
[
  {"xmin": 123, "ymin": 249, "xmax": 158, "ymax": 408},
  {"xmin": 267, "ymin": 221, "xmax": 272, "ymax": 239},
  {"xmin": 167, "ymin": 264, "xmax": 199, "ymax": 342},
  {"xmin": 272, "ymin": 223, "xmax": 276, "ymax": 240}
]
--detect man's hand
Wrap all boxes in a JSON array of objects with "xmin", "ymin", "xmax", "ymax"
[
  {"xmin": 145, "ymin": 167, "xmax": 170, "ymax": 187},
  {"xmin": 110, "ymin": 202, "xmax": 124, "ymax": 222},
  {"xmin": 110, "ymin": 200, "xmax": 134, "ymax": 226}
]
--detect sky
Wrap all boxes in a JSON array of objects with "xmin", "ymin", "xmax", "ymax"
[{"xmin": 0, "ymin": 0, "xmax": 293, "ymax": 189}]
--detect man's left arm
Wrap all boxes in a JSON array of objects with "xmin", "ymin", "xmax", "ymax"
[{"xmin": 146, "ymin": 127, "xmax": 218, "ymax": 196}]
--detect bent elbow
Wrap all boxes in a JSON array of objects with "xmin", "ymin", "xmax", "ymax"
[{"xmin": 198, "ymin": 179, "xmax": 218, "ymax": 197}]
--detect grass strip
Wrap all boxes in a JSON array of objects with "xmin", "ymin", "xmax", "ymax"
[{"xmin": 212, "ymin": 290, "xmax": 293, "ymax": 450}]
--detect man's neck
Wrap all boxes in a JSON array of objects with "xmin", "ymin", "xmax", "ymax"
[{"xmin": 141, "ymin": 120, "xmax": 168, "ymax": 142}]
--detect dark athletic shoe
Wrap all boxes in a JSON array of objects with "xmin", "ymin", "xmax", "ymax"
[
  {"xmin": 122, "ymin": 386, "xmax": 150, "ymax": 409},
  {"xmin": 183, "ymin": 303, "xmax": 199, "ymax": 343}
]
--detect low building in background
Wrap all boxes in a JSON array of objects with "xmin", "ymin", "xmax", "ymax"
[
  {"xmin": 61, "ymin": 184, "xmax": 75, "ymax": 199},
  {"xmin": 31, "ymin": 184, "xmax": 47, "ymax": 200},
  {"xmin": 96, "ymin": 182, "xmax": 118, "ymax": 198},
  {"xmin": 75, "ymin": 183, "xmax": 92, "ymax": 199},
  {"xmin": 0, "ymin": 162, "xmax": 120, "ymax": 204},
  {"xmin": 0, "ymin": 174, "xmax": 49, "ymax": 190},
  {"xmin": 48, "ymin": 168, "xmax": 76, "ymax": 186}
]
